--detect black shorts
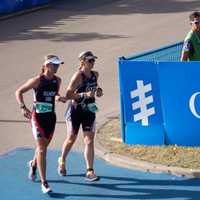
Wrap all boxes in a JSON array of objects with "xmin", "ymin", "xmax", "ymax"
[
  {"xmin": 31, "ymin": 112, "xmax": 56, "ymax": 140},
  {"xmin": 65, "ymin": 105, "xmax": 96, "ymax": 134}
]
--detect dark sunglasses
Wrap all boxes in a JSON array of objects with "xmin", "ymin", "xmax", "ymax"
[
  {"xmin": 52, "ymin": 64, "xmax": 60, "ymax": 68},
  {"xmin": 87, "ymin": 59, "xmax": 95, "ymax": 63},
  {"xmin": 192, "ymin": 20, "xmax": 200, "ymax": 25}
]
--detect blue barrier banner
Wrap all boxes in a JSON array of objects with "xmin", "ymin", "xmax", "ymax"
[
  {"xmin": 0, "ymin": 0, "xmax": 52, "ymax": 15},
  {"xmin": 0, "ymin": 0, "xmax": 19, "ymax": 13},
  {"xmin": 118, "ymin": 42, "xmax": 200, "ymax": 146},
  {"xmin": 119, "ymin": 60, "xmax": 165, "ymax": 145},
  {"xmin": 23, "ymin": 0, "xmax": 50, "ymax": 8},
  {"xmin": 159, "ymin": 62, "xmax": 200, "ymax": 146}
]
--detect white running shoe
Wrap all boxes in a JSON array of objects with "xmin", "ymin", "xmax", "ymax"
[
  {"xmin": 28, "ymin": 160, "xmax": 37, "ymax": 181},
  {"xmin": 41, "ymin": 181, "xmax": 52, "ymax": 194},
  {"xmin": 85, "ymin": 169, "xmax": 100, "ymax": 182}
]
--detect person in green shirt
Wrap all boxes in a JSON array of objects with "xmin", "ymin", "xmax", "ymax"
[{"xmin": 181, "ymin": 11, "xmax": 200, "ymax": 61}]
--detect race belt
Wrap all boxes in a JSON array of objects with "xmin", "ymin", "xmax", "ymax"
[
  {"xmin": 86, "ymin": 103, "xmax": 99, "ymax": 113},
  {"xmin": 34, "ymin": 102, "xmax": 53, "ymax": 113}
]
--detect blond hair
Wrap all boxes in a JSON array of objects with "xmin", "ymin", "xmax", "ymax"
[{"xmin": 78, "ymin": 59, "xmax": 85, "ymax": 70}]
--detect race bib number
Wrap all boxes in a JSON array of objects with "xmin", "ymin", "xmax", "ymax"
[
  {"xmin": 35, "ymin": 102, "xmax": 53, "ymax": 113},
  {"xmin": 87, "ymin": 103, "xmax": 99, "ymax": 113}
]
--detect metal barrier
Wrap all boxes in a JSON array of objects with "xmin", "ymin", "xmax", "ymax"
[{"xmin": 121, "ymin": 41, "xmax": 183, "ymax": 61}]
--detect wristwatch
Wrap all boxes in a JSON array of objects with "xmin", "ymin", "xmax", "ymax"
[
  {"xmin": 20, "ymin": 103, "xmax": 26, "ymax": 109},
  {"xmin": 96, "ymin": 87, "xmax": 103, "ymax": 92}
]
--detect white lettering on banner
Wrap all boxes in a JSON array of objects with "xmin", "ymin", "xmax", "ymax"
[
  {"xmin": 189, "ymin": 92, "xmax": 200, "ymax": 119},
  {"xmin": 130, "ymin": 80, "xmax": 155, "ymax": 126}
]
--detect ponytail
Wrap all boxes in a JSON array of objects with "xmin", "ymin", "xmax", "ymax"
[
  {"xmin": 40, "ymin": 65, "xmax": 45, "ymax": 76},
  {"xmin": 79, "ymin": 60, "xmax": 84, "ymax": 70}
]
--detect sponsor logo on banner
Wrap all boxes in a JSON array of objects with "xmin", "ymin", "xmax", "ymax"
[
  {"xmin": 189, "ymin": 92, "xmax": 200, "ymax": 119},
  {"xmin": 130, "ymin": 80, "xmax": 155, "ymax": 126}
]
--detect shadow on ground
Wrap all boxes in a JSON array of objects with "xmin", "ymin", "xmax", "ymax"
[
  {"xmin": 0, "ymin": 0, "xmax": 199, "ymax": 43},
  {"xmin": 1, "ymin": 148, "xmax": 200, "ymax": 200},
  {"xmin": 49, "ymin": 175, "xmax": 200, "ymax": 199}
]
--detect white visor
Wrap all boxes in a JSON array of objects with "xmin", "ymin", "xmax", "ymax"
[
  {"xmin": 78, "ymin": 51, "xmax": 98, "ymax": 60},
  {"xmin": 85, "ymin": 55, "xmax": 97, "ymax": 60},
  {"xmin": 44, "ymin": 57, "xmax": 64, "ymax": 65}
]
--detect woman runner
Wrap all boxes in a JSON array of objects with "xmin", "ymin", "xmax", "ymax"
[
  {"xmin": 58, "ymin": 51, "xmax": 103, "ymax": 181},
  {"xmin": 15, "ymin": 55, "xmax": 66, "ymax": 193}
]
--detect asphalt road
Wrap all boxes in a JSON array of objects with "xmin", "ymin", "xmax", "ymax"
[{"xmin": 0, "ymin": 0, "xmax": 200, "ymax": 154}]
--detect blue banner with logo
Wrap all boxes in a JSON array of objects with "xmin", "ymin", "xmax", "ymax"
[
  {"xmin": 119, "ymin": 59, "xmax": 200, "ymax": 146},
  {"xmin": 119, "ymin": 60, "xmax": 165, "ymax": 145},
  {"xmin": 159, "ymin": 62, "xmax": 200, "ymax": 146}
]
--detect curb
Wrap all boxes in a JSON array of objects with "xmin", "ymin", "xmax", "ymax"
[{"xmin": 95, "ymin": 112, "xmax": 200, "ymax": 178}]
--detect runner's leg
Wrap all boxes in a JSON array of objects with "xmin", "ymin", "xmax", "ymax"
[{"xmin": 83, "ymin": 131, "xmax": 95, "ymax": 170}]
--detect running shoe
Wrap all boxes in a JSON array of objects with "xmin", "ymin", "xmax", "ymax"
[
  {"xmin": 28, "ymin": 160, "xmax": 37, "ymax": 181},
  {"xmin": 57, "ymin": 157, "xmax": 67, "ymax": 176},
  {"xmin": 85, "ymin": 169, "xmax": 100, "ymax": 182},
  {"xmin": 41, "ymin": 181, "xmax": 52, "ymax": 194}
]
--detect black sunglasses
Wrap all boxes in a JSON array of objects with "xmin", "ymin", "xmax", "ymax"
[
  {"xmin": 53, "ymin": 64, "xmax": 60, "ymax": 68},
  {"xmin": 87, "ymin": 59, "xmax": 95, "ymax": 63},
  {"xmin": 192, "ymin": 20, "xmax": 200, "ymax": 25}
]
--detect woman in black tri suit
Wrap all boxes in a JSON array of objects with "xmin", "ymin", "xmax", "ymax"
[
  {"xmin": 15, "ymin": 55, "xmax": 66, "ymax": 194},
  {"xmin": 58, "ymin": 51, "xmax": 103, "ymax": 181}
]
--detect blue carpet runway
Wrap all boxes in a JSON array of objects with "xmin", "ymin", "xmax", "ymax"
[{"xmin": 1, "ymin": 148, "xmax": 200, "ymax": 200}]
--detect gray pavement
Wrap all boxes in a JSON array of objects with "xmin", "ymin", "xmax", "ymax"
[{"xmin": 0, "ymin": 0, "xmax": 200, "ymax": 155}]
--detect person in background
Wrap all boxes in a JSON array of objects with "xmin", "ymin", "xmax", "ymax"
[
  {"xmin": 15, "ymin": 55, "xmax": 66, "ymax": 194},
  {"xmin": 58, "ymin": 51, "xmax": 103, "ymax": 181},
  {"xmin": 181, "ymin": 11, "xmax": 200, "ymax": 61}
]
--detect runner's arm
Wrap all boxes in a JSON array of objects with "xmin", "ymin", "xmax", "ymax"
[
  {"xmin": 66, "ymin": 72, "xmax": 83, "ymax": 100},
  {"xmin": 15, "ymin": 76, "xmax": 40, "ymax": 119},
  {"xmin": 15, "ymin": 76, "xmax": 40, "ymax": 107},
  {"xmin": 93, "ymin": 71, "xmax": 103, "ymax": 97},
  {"xmin": 55, "ymin": 77, "xmax": 67, "ymax": 103}
]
